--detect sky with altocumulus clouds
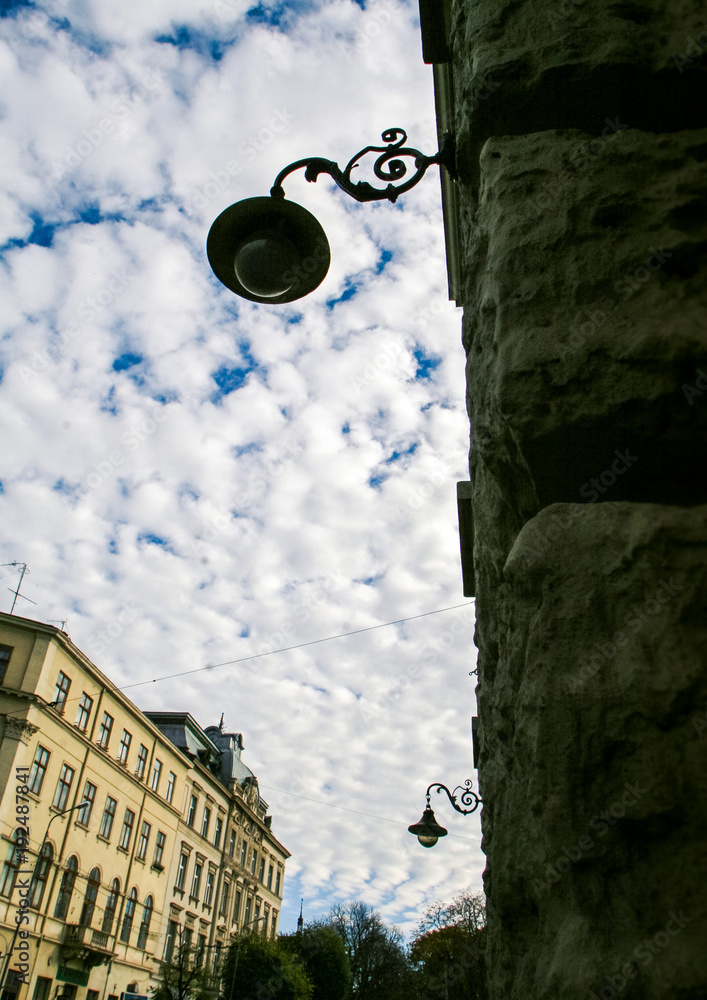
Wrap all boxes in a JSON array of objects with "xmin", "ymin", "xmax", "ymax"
[{"xmin": 0, "ymin": 0, "xmax": 482, "ymax": 938}]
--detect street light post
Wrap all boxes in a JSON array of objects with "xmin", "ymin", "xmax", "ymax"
[
  {"xmin": 224, "ymin": 914, "xmax": 268, "ymax": 1000},
  {"xmin": 0, "ymin": 800, "xmax": 90, "ymax": 995}
]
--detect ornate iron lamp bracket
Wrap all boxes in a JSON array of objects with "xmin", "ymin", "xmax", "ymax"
[
  {"xmin": 270, "ymin": 128, "xmax": 456, "ymax": 204},
  {"xmin": 426, "ymin": 779, "xmax": 481, "ymax": 815}
]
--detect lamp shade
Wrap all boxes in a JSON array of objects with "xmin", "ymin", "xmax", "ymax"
[
  {"xmin": 408, "ymin": 806, "xmax": 448, "ymax": 848},
  {"xmin": 207, "ymin": 196, "xmax": 331, "ymax": 304}
]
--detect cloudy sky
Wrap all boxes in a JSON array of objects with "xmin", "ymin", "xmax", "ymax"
[{"xmin": 0, "ymin": 0, "xmax": 481, "ymax": 938}]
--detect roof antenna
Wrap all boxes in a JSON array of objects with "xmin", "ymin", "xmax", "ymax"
[
  {"xmin": 2, "ymin": 562, "xmax": 37, "ymax": 614},
  {"xmin": 297, "ymin": 899, "xmax": 304, "ymax": 934},
  {"xmin": 219, "ymin": 713, "xmax": 225, "ymax": 731},
  {"xmin": 48, "ymin": 619, "xmax": 69, "ymax": 634}
]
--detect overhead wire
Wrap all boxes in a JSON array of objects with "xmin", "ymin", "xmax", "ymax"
[{"xmin": 120, "ymin": 601, "xmax": 474, "ymax": 691}]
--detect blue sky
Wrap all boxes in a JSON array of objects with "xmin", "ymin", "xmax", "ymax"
[{"xmin": 0, "ymin": 0, "xmax": 479, "ymax": 938}]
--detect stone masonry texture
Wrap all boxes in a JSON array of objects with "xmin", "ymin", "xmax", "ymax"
[{"xmin": 450, "ymin": 0, "xmax": 707, "ymax": 997}]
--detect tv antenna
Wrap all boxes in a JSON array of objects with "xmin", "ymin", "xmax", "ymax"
[
  {"xmin": 48, "ymin": 619, "xmax": 69, "ymax": 634},
  {"xmin": 1, "ymin": 562, "xmax": 37, "ymax": 614}
]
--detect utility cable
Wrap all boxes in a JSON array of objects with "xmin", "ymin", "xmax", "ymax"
[{"xmin": 120, "ymin": 602, "xmax": 474, "ymax": 691}]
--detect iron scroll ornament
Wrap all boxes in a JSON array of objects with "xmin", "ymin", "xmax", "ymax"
[
  {"xmin": 206, "ymin": 128, "xmax": 456, "ymax": 303},
  {"xmin": 270, "ymin": 127, "xmax": 457, "ymax": 203},
  {"xmin": 427, "ymin": 779, "xmax": 482, "ymax": 815}
]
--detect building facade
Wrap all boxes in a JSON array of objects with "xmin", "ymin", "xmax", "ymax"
[
  {"xmin": 0, "ymin": 612, "xmax": 289, "ymax": 1000},
  {"xmin": 421, "ymin": 0, "xmax": 707, "ymax": 996}
]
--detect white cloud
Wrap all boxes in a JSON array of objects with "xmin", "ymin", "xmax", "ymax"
[{"xmin": 0, "ymin": 0, "xmax": 478, "ymax": 940}]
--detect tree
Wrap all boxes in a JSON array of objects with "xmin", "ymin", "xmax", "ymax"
[
  {"xmin": 150, "ymin": 932, "xmax": 213, "ymax": 1000},
  {"xmin": 410, "ymin": 890, "xmax": 487, "ymax": 1000},
  {"xmin": 280, "ymin": 924, "xmax": 351, "ymax": 1000},
  {"xmin": 221, "ymin": 932, "xmax": 313, "ymax": 1000},
  {"xmin": 328, "ymin": 901, "xmax": 418, "ymax": 1000}
]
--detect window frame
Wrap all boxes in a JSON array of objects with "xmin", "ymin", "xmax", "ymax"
[
  {"xmin": 153, "ymin": 831, "xmax": 166, "ymax": 868},
  {"xmin": 53, "ymin": 763, "xmax": 75, "ymax": 810},
  {"xmin": 201, "ymin": 806, "xmax": 211, "ymax": 839},
  {"xmin": 97, "ymin": 712, "xmax": 114, "ymax": 749},
  {"xmin": 165, "ymin": 771, "xmax": 176, "ymax": 803},
  {"xmin": 28, "ymin": 745, "xmax": 50, "ymax": 796},
  {"xmin": 0, "ymin": 644, "xmax": 11, "ymax": 684},
  {"xmin": 78, "ymin": 780, "xmax": 97, "ymax": 826},
  {"xmin": 136, "ymin": 820, "xmax": 151, "ymax": 861},
  {"xmin": 190, "ymin": 861, "xmax": 203, "ymax": 900},
  {"xmin": 118, "ymin": 808, "xmax": 136, "ymax": 851},
  {"xmin": 99, "ymin": 796, "xmax": 118, "ymax": 839},
  {"xmin": 118, "ymin": 730, "xmax": 132, "ymax": 765},
  {"xmin": 135, "ymin": 744, "xmax": 148, "ymax": 780},
  {"xmin": 75, "ymin": 692, "xmax": 93, "ymax": 732},
  {"xmin": 53, "ymin": 671, "xmax": 71, "ymax": 712},
  {"xmin": 150, "ymin": 758, "xmax": 162, "ymax": 792}
]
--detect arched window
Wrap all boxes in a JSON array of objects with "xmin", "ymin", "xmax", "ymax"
[
  {"xmin": 29, "ymin": 843, "xmax": 53, "ymax": 910},
  {"xmin": 102, "ymin": 878, "xmax": 120, "ymax": 934},
  {"xmin": 80, "ymin": 867, "xmax": 100, "ymax": 926},
  {"xmin": 137, "ymin": 895, "xmax": 153, "ymax": 949},
  {"xmin": 120, "ymin": 887, "xmax": 137, "ymax": 944},
  {"xmin": 54, "ymin": 856, "xmax": 78, "ymax": 919}
]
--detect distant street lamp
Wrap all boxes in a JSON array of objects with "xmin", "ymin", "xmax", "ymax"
[
  {"xmin": 207, "ymin": 128, "xmax": 455, "ymax": 303},
  {"xmin": 408, "ymin": 780, "xmax": 481, "ymax": 848},
  {"xmin": 0, "ymin": 799, "xmax": 90, "ymax": 993}
]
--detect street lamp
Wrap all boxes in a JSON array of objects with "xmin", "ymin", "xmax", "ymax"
[
  {"xmin": 225, "ymin": 913, "xmax": 269, "ymax": 1000},
  {"xmin": 408, "ymin": 780, "xmax": 481, "ymax": 848},
  {"xmin": 0, "ymin": 799, "xmax": 90, "ymax": 993},
  {"xmin": 207, "ymin": 127, "xmax": 455, "ymax": 303}
]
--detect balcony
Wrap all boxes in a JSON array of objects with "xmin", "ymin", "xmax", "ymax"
[{"xmin": 61, "ymin": 924, "xmax": 115, "ymax": 967}]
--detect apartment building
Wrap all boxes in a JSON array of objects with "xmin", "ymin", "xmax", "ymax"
[{"xmin": 0, "ymin": 613, "xmax": 289, "ymax": 1000}]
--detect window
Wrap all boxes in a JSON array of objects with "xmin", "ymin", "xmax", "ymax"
[
  {"xmin": 250, "ymin": 850, "xmax": 257, "ymax": 875},
  {"xmin": 29, "ymin": 843, "xmax": 53, "ymax": 909},
  {"xmin": 267, "ymin": 864, "xmax": 273, "ymax": 890},
  {"xmin": 196, "ymin": 934, "xmax": 206, "ymax": 966},
  {"xmin": 213, "ymin": 941, "xmax": 222, "ymax": 975},
  {"xmin": 240, "ymin": 841, "xmax": 247, "ymax": 866},
  {"xmin": 135, "ymin": 745, "xmax": 148, "ymax": 780},
  {"xmin": 75, "ymin": 693, "xmax": 93, "ymax": 731},
  {"xmin": 53, "ymin": 763, "xmax": 75, "ymax": 810},
  {"xmin": 166, "ymin": 771, "xmax": 176, "ymax": 804},
  {"xmin": 259, "ymin": 857, "xmax": 265, "ymax": 882},
  {"xmin": 120, "ymin": 887, "xmax": 137, "ymax": 943},
  {"xmin": 102, "ymin": 878, "xmax": 119, "ymax": 934},
  {"xmin": 118, "ymin": 730, "xmax": 132, "ymax": 764},
  {"xmin": 137, "ymin": 895, "xmax": 153, "ymax": 949},
  {"xmin": 254, "ymin": 901, "xmax": 261, "ymax": 930},
  {"xmin": 201, "ymin": 806, "xmax": 211, "ymax": 839},
  {"xmin": 53, "ymin": 670, "xmax": 71, "ymax": 711},
  {"xmin": 190, "ymin": 862, "xmax": 202, "ymax": 900},
  {"xmin": 28, "ymin": 745, "xmax": 50, "ymax": 795},
  {"xmin": 219, "ymin": 879, "xmax": 229, "ymax": 917},
  {"xmin": 150, "ymin": 759, "xmax": 163, "ymax": 792},
  {"xmin": 79, "ymin": 781, "xmax": 96, "ymax": 826},
  {"xmin": 80, "ymin": 867, "xmax": 100, "ymax": 926},
  {"xmin": 54, "ymin": 856, "xmax": 78, "ymax": 918},
  {"xmin": 99, "ymin": 796, "xmax": 117, "ymax": 839},
  {"xmin": 97, "ymin": 712, "xmax": 113, "ymax": 749},
  {"xmin": 32, "ymin": 978, "xmax": 52, "ymax": 1000},
  {"xmin": 228, "ymin": 829, "xmax": 236, "ymax": 857},
  {"xmin": 87, "ymin": 991, "xmax": 99, "ymax": 1000},
  {"xmin": 0, "ymin": 834, "xmax": 22, "ymax": 898},
  {"xmin": 183, "ymin": 927, "xmax": 193, "ymax": 952},
  {"xmin": 153, "ymin": 831, "xmax": 166, "ymax": 868},
  {"xmin": 233, "ymin": 888, "xmax": 242, "ymax": 925},
  {"xmin": 118, "ymin": 808, "xmax": 135, "ymax": 850},
  {"xmin": 136, "ymin": 821, "xmax": 151, "ymax": 861},
  {"xmin": 187, "ymin": 794, "xmax": 197, "ymax": 827},
  {"xmin": 214, "ymin": 817, "xmax": 223, "ymax": 849},
  {"xmin": 164, "ymin": 920, "xmax": 178, "ymax": 963},
  {"xmin": 275, "ymin": 870, "xmax": 281, "ymax": 896},
  {"xmin": 204, "ymin": 869, "xmax": 214, "ymax": 907},
  {"xmin": 176, "ymin": 853, "xmax": 188, "ymax": 890},
  {"xmin": 244, "ymin": 895, "xmax": 252, "ymax": 926},
  {"xmin": 271, "ymin": 910, "xmax": 278, "ymax": 937},
  {"xmin": 0, "ymin": 644, "xmax": 11, "ymax": 684}
]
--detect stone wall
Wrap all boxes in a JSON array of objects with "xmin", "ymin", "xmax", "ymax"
[{"xmin": 451, "ymin": 1, "xmax": 707, "ymax": 996}]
